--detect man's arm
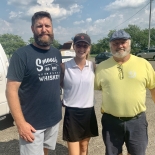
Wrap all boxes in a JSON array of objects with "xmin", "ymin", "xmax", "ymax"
[
  {"xmin": 94, "ymin": 69, "xmax": 102, "ymax": 90},
  {"xmin": 150, "ymin": 88, "xmax": 155, "ymax": 103},
  {"xmin": 6, "ymin": 79, "xmax": 36, "ymax": 142}
]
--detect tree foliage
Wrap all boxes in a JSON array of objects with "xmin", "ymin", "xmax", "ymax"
[
  {"xmin": 0, "ymin": 34, "xmax": 26, "ymax": 57},
  {"xmin": 28, "ymin": 37, "xmax": 34, "ymax": 44},
  {"xmin": 91, "ymin": 25, "xmax": 155, "ymax": 54},
  {"xmin": 51, "ymin": 39, "xmax": 62, "ymax": 49}
]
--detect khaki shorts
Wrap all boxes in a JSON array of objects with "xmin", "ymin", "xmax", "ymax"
[{"xmin": 19, "ymin": 122, "xmax": 59, "ymax": 155}]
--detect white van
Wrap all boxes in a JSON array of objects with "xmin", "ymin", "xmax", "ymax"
[{"xmin": 0, "ymin": 44, "xmax": 10, "ymax": 119}]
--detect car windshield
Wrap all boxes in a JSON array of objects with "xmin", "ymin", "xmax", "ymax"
[{"xmin": 105, "ymin": 52, "xmax": 112, "ymax": 56}]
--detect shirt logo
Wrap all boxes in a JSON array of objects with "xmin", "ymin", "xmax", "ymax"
[
  {"xmin": 36, "ymin": 57, "xmax": 60, "ymax": 82},
  {"xmin": 128, "ymin": 71, "xmax": 136, "ymax": 78}
]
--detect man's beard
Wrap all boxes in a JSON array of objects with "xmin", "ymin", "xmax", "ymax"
[
  {"xmin": 34, "ymin": 33, "xmax": 54, "ymax": 47},
  {"xmin": 111, "ymin": 47, "xmax": 131, "ymax": 58}
]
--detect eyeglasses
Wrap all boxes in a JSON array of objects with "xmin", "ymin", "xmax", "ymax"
[
  {"xmin": 75, "ymin": 44, "xmax": 89, "ymax": 49},
  {"xmin": 117, "ymin": 64, "xmax": 124, "ymax": 80}
]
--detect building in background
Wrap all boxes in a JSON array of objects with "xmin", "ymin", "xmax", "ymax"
[{"xmin": 60, "ymin": 41, "xmax": 75, "ymax": 63}]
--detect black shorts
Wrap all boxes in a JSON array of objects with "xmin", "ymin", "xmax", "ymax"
[
  {"xmin": 101, "ymin": 112, "xmax": 148, "ymax": 155},
  {"xmin": 63, "ymin": 106, "xmax": 99, "ymax": 142}
]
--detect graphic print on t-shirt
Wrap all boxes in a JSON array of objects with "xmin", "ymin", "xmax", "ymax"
[
  {"xmin": 36, "ymin": 57, "xmax": 60, "ymax": 81},
  {"xmin": 128, "ymin": 71, "xmax": 136, "ymax": 78}
]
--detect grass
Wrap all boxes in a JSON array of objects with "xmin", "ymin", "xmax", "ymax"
[{"xmin": 90, "ymin": 54, "xmax": 97, "ymax": 57}]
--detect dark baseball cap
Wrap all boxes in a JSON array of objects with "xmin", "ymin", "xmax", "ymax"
[
  {"xmin": 73, "ymin": 33, "xmax": 91, "ymax": 45},
  {"xmin": 110, "ymin": 30, "xmax": 131, "ymax": 42}
]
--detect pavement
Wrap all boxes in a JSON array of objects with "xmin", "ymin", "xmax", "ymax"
[{"xmin": 0, "ymin": 60, "xmax": 155, "ymax": 155}]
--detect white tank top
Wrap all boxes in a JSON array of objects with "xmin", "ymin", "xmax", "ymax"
[{"xmin": 63, "ymin": 59, "xmax": 95, "ymax": 108}]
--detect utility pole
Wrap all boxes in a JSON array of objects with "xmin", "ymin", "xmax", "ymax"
[{"xmin": 148, "ymin": 0, "xmax": 152, "ymax": 49}]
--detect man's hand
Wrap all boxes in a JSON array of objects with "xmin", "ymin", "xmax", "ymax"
[{"xmin": 17, "ymin": 121, "xmax": 36, "ymax": 142}]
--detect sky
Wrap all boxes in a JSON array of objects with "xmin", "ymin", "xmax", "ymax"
[{"xmin": 0, "ymin": 0, "xmax": 155, "ymax": 45}]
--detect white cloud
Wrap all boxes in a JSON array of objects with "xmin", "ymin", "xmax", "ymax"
[
  {"xmin": 73, "ymin": 18, "xmax": 92, "ymax": 25},
  {"xmin": 73, "ymin": 20, "xmax": 84, "ymax": 25},
  {"xmin": 86, "ymin": 18, "xmax": 92, "ymax": 22},
  {"xmin": 8, "ymin": 0, "xmax": 82, "ymax": 20},
  {"xmin": 86, "ymin": 6, "xmax": 154, "ymax": 41},
  {"xmin": 4, "ymin": 0, "xmax": 155, "ymax": 44},
  {"xmin": 0, "ymin": 19, "xmax": 12, "ymax": 34},
  {"xmin": 9, "ymin": 11, "xmax": 23, "ymax": 19},
  {"xmin": 27, "ymin": 3, "xmax": 81, "ymax": 19},
  {"xmin": 0, "ymin": 18, "xmax": 32, "ymax": 42},
  {"xmin": 106, "ymin": 0, "xmax": 147, "ymax": 10}
]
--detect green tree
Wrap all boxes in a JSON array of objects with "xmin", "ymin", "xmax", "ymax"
[
  {"xmin": 91, "ymin": 38, "xmax": 110, "ymax": 54},
  {"xmin": 107, "ymin": 30, "xmax": 116, "ymax": 38},
  {"xmin": 150, "ymin": 28, "xmax": 155, "ymax": 43},
  {"xmin": 51, "ymin": 39, "xmax": 62, "ymax": 49},
  {"xmin": 28, "ymin": 37, "xmax": 34, "ymax": 44},
  {"xmin": 143, "ymin": 28, "xmax": 155, "ymax": 48},
  {"xmin": 91, "ymin": 43, "xmax": 98, "ymax": 54},
  {"xmin": 0, "ymin": 33, "xmax": 26, "ymax": 57},
  {"xmin": 94, "ymin": 24, "xmax": 154, "ymax": 55}
]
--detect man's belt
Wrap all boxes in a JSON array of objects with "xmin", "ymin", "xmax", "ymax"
[{"xmin": 104, "ymin": 112, "xmax": 144, "ymax": 121}]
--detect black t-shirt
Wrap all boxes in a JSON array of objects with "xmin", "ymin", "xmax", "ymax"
[{"xmin": 7, "ymin": 44, "xmax": 62, "ymax": 129}]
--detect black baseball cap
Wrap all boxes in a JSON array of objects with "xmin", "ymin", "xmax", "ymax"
[
  {"xmin": 110, "ymin": 30, "xmax": 131, "ymax": 42},
  {"xmin": 73, "ymin": 33, "xmax": 91, "ymax": 45}
]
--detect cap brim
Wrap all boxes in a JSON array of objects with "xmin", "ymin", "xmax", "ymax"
[
  {"xmin": 74, "ymin": 40, "xmax": 90, "ymax": 45},
  {"xmin": 110, "ymin": 37, "xmax": 130, "ymax": 42}
]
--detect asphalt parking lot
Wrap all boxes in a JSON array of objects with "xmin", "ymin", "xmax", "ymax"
[{"xmin": 0, "ymin": 59, "xmax": 155, "ymax": 155}]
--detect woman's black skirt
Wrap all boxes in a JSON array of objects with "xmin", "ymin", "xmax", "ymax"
[{"xmin": 63, "ymin": 106, "xmax": 98, "ymax": 142}]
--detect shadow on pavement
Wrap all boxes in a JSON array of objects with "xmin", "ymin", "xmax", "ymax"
[
  {"xmin": 0, "ymin": 139, "xmax": 19, "ymax": 155},
  {"xmin": 0, "ymin": 114, "xmax": 14, "ymax": 130},
  {"xmin": 0, "ymin": 139, "xmax": 68, "ymax": 155},
  {"xmin": 50, "ymin": 143, "xmax": 68, "ymax": 155}
]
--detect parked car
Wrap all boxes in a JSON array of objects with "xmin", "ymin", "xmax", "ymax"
[
  {"xmin": 95, "ymin": 52, "xmax": 112, "ymax": 64},
  {"xmin": 136, "ymin": 48, "xmax": 155, "ymax": 60}
]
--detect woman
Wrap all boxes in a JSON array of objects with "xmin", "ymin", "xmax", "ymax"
[{"xmin": 61, "ymin": 33, "xmax": 98, "ymax": 155}]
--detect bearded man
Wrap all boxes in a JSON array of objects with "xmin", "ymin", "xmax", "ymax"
[
  {"xmin": 95, "ymin": 30, "xmax": 155, "ymax": 155},
  {"xmin": 6, "ymin": 11, "xmax": 62, "ymax": 155}
]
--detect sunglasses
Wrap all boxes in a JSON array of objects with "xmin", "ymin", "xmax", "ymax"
[
  {"xmin": 75, "ymin": 44, "xmax": 89, "ymax": 49},
  {"xmin": 117, "ymin": 64, "xmax": 124, "ymax": 80}
]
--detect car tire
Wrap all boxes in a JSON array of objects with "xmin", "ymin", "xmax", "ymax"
[{"xmin": 153, "ymin": 56, "xmax": 155, "ymax": 61}]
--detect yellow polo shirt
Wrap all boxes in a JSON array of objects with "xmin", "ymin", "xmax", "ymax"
[{"xmin": 94, "ymin": 55, "xmax": 155, "ymax": 117}]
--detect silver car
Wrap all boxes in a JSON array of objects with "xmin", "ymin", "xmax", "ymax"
[{"xmin": 137, "ymin": 48, "xmax": 155, "ymax": 60}]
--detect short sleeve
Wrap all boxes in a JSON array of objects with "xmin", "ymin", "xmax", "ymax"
[
  {"xmin": 146, "ymin": 62, "xmax": 155, "ymax": 89},
  {"xmin": 7, "ymin": 52, "xmax": 26, "ymax": 82}
]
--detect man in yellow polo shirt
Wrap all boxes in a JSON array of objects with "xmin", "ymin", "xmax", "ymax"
[{"xmin": 95, "ymin": 29, "xmax": 155, "ymax": 155}]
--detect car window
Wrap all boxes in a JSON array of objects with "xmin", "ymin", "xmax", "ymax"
[
  {"xmin": 105, "ymin": 52, "xmax": 112, "ymax": 56},
  {"xmin": 149, "ymin": 49, "xmax": 155, "ymax": 52}
]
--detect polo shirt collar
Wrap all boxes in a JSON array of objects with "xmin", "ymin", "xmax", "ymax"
[{"xmin": 72, "ymin": 58, "xmax": 89, "ymax": 67}]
